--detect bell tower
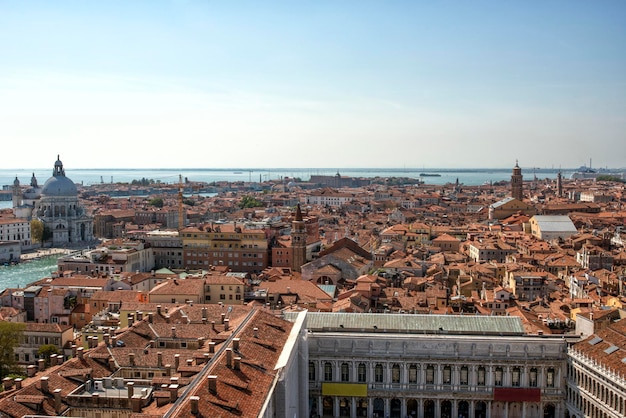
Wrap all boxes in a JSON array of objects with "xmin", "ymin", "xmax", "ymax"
[
  {"xmin": 511, "ymin": 161, "xmax": 523, "ymax": 200},
  {"xmin": 291, "ymin": 204, "xmax": 307, "ymax": 272}
]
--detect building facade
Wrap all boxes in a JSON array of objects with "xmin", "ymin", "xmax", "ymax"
[{"xmin": 300, "ymin": 312, "xmax": 567, "ymax": 418}]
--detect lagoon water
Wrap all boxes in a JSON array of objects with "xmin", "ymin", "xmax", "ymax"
[
  {"xmin": 1, "ymin": 167, "xmax": 566, "ymax": 189},
  {"xmin": 0, "ymin": 256, "xmax": 58, "ymax": 291}
]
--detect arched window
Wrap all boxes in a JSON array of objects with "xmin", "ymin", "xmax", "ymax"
[
  {"xmin": 443, "ymin": 365, "xmax": 452, "ymax": 384},
  {"xmin": 324, "ymin": 362, "xmax": 333, "ymax": 381},
  {"xmin": 512, "ymin": 367, "xmax": 521, "ymax": 387},
  {"xmin": 391, "ymin": 363, "xmax": 400, "ymax": 383},
  {"xmin": 546, "ymin": 367, "xmax": 555, "ymax": 388},
  {"xmin": 357, "ymin": 363, "xmax": 366, "ymax": 382},
  {"xmin": 408, "ymin": 364, "xmax": 418, "ymax": 384},
  {"xmin": 460, "ymin": 366, "xmax": 469, "ymax": 385},
  {"xmin": 374, "ymin": 363, "xmax": 384, "ymax": 383},
  {"xmin": 529, "ymin": 367, "xmax": 538, "ymax": 387},
  {"xmin": 494, "ymin": 367, "xmax": 503, "ymax": 386},
  {"xmin": 477, "ymin": 366, "xmax": 486, "ymax": 385},
  {"xmin": 341, "ymin": 362, "xmax": 350, "ymax": 382},
  {"xmin": 426, "ymin": 364, "xmax": 435, "ymax": 384}
]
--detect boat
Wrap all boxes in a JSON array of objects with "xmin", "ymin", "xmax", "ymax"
[{"xmin": 419, "ymin": 173, "xmax": 441, "ymax": 177}]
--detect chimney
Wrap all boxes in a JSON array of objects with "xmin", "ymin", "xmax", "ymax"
[
  {"xmin": 136, "ymin": 311, "xmax": 143, "ymax": 321},
  {"xmin": 40, "ymin": 376, "xmax": 49, "ymax": 394},
  {"xmin": 38, "ymin": 358, "xmax": 45, "ymax": 371},
  {"xmin": 171, "ymin": 326, "xmax": 176, "ymax": 338},
  {"xmin": 253, "ymin": 327, "xmax": 259, "ymax": 338},
  {"xmin": 234, "ymin": 357, "xmax": 241, "ymax": 371},
  {"xmin": 2, "ymin": 377, "xmax": 13, "ymax": 390},
  {"xmin": 203, "ymin": 353, "xmax": 211, "ymax": 364},
  {"xmin": 150, "ymin": 340, "xmax": 156, "ymax": 348},
  {"xmin": 127, "ymin": 381, "xmax": 134, "ymax": 399},
  {"xmin": 232, "ymin": 338, "xmax": 240, "ymax": 351},
  {"xmin": 209, "ymin": 341, "xmax": 216, "ymax": 353},
  {"xmin": 168, "ymin": 384, "xmax": 179, "ymax": 402},
  {"xmin": 148, "ymin": 312, "xmax": 153, "ymax": 323},
  {"xmin": 14, "ymin": 378, "xmax": 22, "ymax": 390},
  {"xmin": 221, "ymin": 313, "xmax": 226, "ymax": 324},
  {"xmin": 224, "ymin": 318, "xmax": 229, "ymax": 331},
  {"xmin": 157, "ymin": 305, "xmax": 162, "ymax": 315},
  {"xmin": 226, "ymin": 348, "xmax": 232, "ymax": 368},
  {"xmin": 128, "ymin": 313, "xmax": 135, "ymax": 327},
  {"xmin": 50, "ymin": 354, "xmax": 58, "ymax": 367},
  {"xmin": 157, "ymin": 352, "xmax": 163, "ymax": 367},
  {"xmin": 104, "ymin": 334, "xmax": 110, "ymax": 346},
  {"xmin": 174, "ymin": 354, "xmax": 180, "ymax": 370},
  {"xmin": 207, "ymin": 375, "xmax": 217, "ymax": 394},
  {"xmin": 108, "ymin": 357, "xmax": 116, "ymax": 370},
  {"xmin": 164, "ymin": 364, "xmax": 171, "ymax": 376},
  {"xmin": 129, "ymin": 353, "xmax": 135, "ymax": 366},
  {"xmin": 27, "ymin": 365, "xmax": 36, "ymax": 377},
  {"xmin": 211, "ymin": 321, "xmax": 216, "ymax": 331},
  {"xmin": 71, "ymin": 344, "xmax": 77, "ymax": 357},
  {"xmin": 54, "ymin": 388, "xmax": 63, "ymax": 414},
  {"xmin": 131, "ymin": 395, "xmax": 142, "ymax": 413},
  {"xmin": 190, "ymin": 396, "xmax": 200, "ymax": 415},
  {"xmin": 77, "ymin": 347, "xmax": 84, "ymax": 360},
  {"xmin": 202, "ymin": 307, "xmax": 207, "ymax": 320},
  {"xmin": 186, "ymin": 359, "xmax": 193, "ymax": 367}
]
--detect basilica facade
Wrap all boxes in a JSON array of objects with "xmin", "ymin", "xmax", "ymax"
[{"xmin": 13, "ymin": 156, "xmax": 94, "ymax": 246}]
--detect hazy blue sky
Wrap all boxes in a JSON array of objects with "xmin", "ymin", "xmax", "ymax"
[{"xmin": 1, "ymin": 1, "xmax": 624, "ymax": 169}]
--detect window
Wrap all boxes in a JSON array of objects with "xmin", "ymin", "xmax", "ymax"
[
  {"xmin": 495, "ymin": 367, "xmax": 503, "ymax": 386},
  {"xmin": 426, "ymin": 365, "xmax": 435, "ymax": 384},
  {"xmin": 391, "ymin": 364, "xmax": 400, "ymax": 383},
  {"xmin": 546, "ymin": 368, "xmax": 555, "ymax": 388},
  {"xmin": 357, "ymin": 363, "xmax": 366, "ymax": 382},
  {"xmin": 529, "ymin": 368, "xmax": 538, "ymax": 387},
  {"xmin": 443, "ymin": 365, "xmax": 452, "ymax": 384},
  {"xmin": 220, "ymin": 294, "xmax": 225, "ymax": 300},
  {"xmin": 309, "ymin": 361, "xmax": 316, "ymax": 381},
  {"xmin": 512, "ymin": 367, "xmax": 520, "ymax": 387},
  {"xmin": 477, "ymin": 366, "xmax": 485, "ymax": 386},
  {"xmin": 324, "ymin": 362, "xmax": 333, "ymax": 381},
  {"xmin": 341, "ymin": 363, "xmax": 350, "ymax": 382},
  {"xmin": 460, "ymin": 366, "xmax": 468, "ymax": 385},
  {"xmin": 375, "ymin": 364, "xmax": 384, "ymax": 383},
  {"xmin": 409, "ymin": 364, "xmax": 418, "ymax": 383}
]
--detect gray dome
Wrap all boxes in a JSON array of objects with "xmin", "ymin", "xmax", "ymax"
[
  {"xmin": 41, "ymin": 175, "xmax": 77, "ymax": 197},
  {"xmin": 41, "ymin": 155, "xmax": 78, "ymax": 197}
]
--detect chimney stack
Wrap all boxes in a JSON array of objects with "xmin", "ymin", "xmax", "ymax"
[
  {"xmin": 157, "ymin": 305, "xmax": 162, "ymax": 315},
  {"xmin": 27, "ymin": 365, "xmax": 36, "ymax": 377},
  {"xmin": 50, "ymin": 354, "xmax": 58, "ymax": 367},
  {"xmin": 131, "ymin": 395, "xmax": 142, "ymax": 413},
  {"xmin": 14, "ymin": 378, "xmax": 22, "ymax": 390},
  {"xmin": 209, "ymin": 341, "xmax": 216, "ymax": 353},
  {"xmin": 208, "ymin": 375, "xmax": 217, "ymax": 394},
  {"xmin": 127, "ymin": 381, "xmax": 135, "ymax": 399},
  {"xmin": 54, "ymin": 388, "xmax": 63, "ymax": 414},
  {"xmin": 211, "ymin": 320, "xmax": 216, "ymax": 331},
  {"xmin": 38, "ymin": 358, "xmax": 45, "ymax": 371},
  {"xmin": 190, "ymin": 396, "xmax": 200, "ymax": 415},
  {"xmin": 108, "ymin": 357, "xmax": 116, "ymax": 370},
  {"xmin": 157, "ymin": 352, "xmax": 163, "ymax": 368},
  {"xmin": 169, "ymin": 384, "xmax": 179, "ymax": 402},
  {"xmin": 40, "ymin": 376, "xmax": 49, "ymax": 394},
  {"xmin": 232, "ymin": 338, "xmax": 240, "ymax": 351},
  {"xmin": 234, "ymin": 357, "xmax": 241, "ymax": 371},
  {"xmin": 221, "ymin": 313, "xmax": 226, "ymax": 324},
  {"xmin": 136, "ymin": 311, "xmax": 143, "ymax": 321},
  {"xmin": 226, "ymin": 348, "xmax": 232, "ymax": 368},
  {"xmin": 171, "ymin": 326, "xmax": 176, "ymax": 338},
  {"xmin": 71, "ymin": 344, "xmax": 77, "ymax": 357},
  {"xmin": 186, "ymin": 359, "xmax": 193, "ymax": 367},
  {"xmin": 129, "ymin": 353, "xmax": 135, "ymax": 366},
  {"xmin": 77, "ymin": 347, "xmax": 84, "ymax": 360},
  {"xmin": 224, "ymin": 318, "xmax": 229, "ymax": 331},
  {"xmin": 174, "ymin": 354, "xmax": 180, "ymax": 370}
]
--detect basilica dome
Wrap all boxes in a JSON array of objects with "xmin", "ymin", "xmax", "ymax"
[{"xmin": 40, "ymin": 156, "xmax": 78, "ymax": 197}]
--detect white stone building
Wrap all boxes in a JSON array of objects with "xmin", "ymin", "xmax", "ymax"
[{"xmin": 294, "ymin": 312, "xmax": 567, "ymax": 418}]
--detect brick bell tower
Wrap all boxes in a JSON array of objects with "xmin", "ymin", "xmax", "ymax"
[
  {"xmin": 291, "ymin": 204, "xmax": 307, "ymax": 272},
  {"xmin": 511, "ymin": 160, "xmax": 523, "ymax": 200}
]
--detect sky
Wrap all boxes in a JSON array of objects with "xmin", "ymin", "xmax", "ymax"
[{"xmin": 1, "ymin": 1, "xmax": 625, "ymax": 170}]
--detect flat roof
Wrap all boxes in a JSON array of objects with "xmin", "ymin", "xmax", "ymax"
[{"xmin": 285, "ymin": 312, "xmax": 526, "ymax": 335}]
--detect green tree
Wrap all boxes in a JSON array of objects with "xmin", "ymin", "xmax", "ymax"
[
  {"xmin": 238, "ymin": 195, "xmax": 263, "ymax": 209},
  {"xmin": 0, "ymin": 322, "xmax": 25, "ymax": 379},
  {"xmin": 149, "ymin": 197, "xmax": 164, "ymax": 208},
  {"xmin": 30, "ymin": 219, "xmax": 44, "ymax": 244},
  {"xmin": 37, "ymin": 344, "xmax": 60, "ymax": 367}
]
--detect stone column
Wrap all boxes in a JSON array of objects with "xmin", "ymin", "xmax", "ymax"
[
  {"xmin": 452, "ymin": 399, "xmax": 458, "ymax": 418},
  {"xmin": 384, "ymin": 397, "xmax": 390, "ymax": 418},
  {"xmin": 486, "ymin": 400, "xmax": 492, "ymax": 418},
  {"xmin": 418, "ymin": 398, "xmax": 424, "ymax": 418},
  {"xmin": 400, "ymin": 397, "xmax": 406, "ymax": 418},
  {"xmin": 503, "ymin": 402, "xmax": 509, "ymax": 418},
  {"xmin": 351, "ymin": 397, "xmax": 357, "ymax": 418},
  {"xmin": 435, "ymin": 399, "xmax": 441, "ymax": 418},
  {"xmin": 469, "ymin": 400, "xmax": 475, "ymax": 418}
]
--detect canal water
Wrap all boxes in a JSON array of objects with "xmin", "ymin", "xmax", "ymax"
[{"xmin": 0, "ymin": 256, "xmax": 59, "ymax": 291}]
